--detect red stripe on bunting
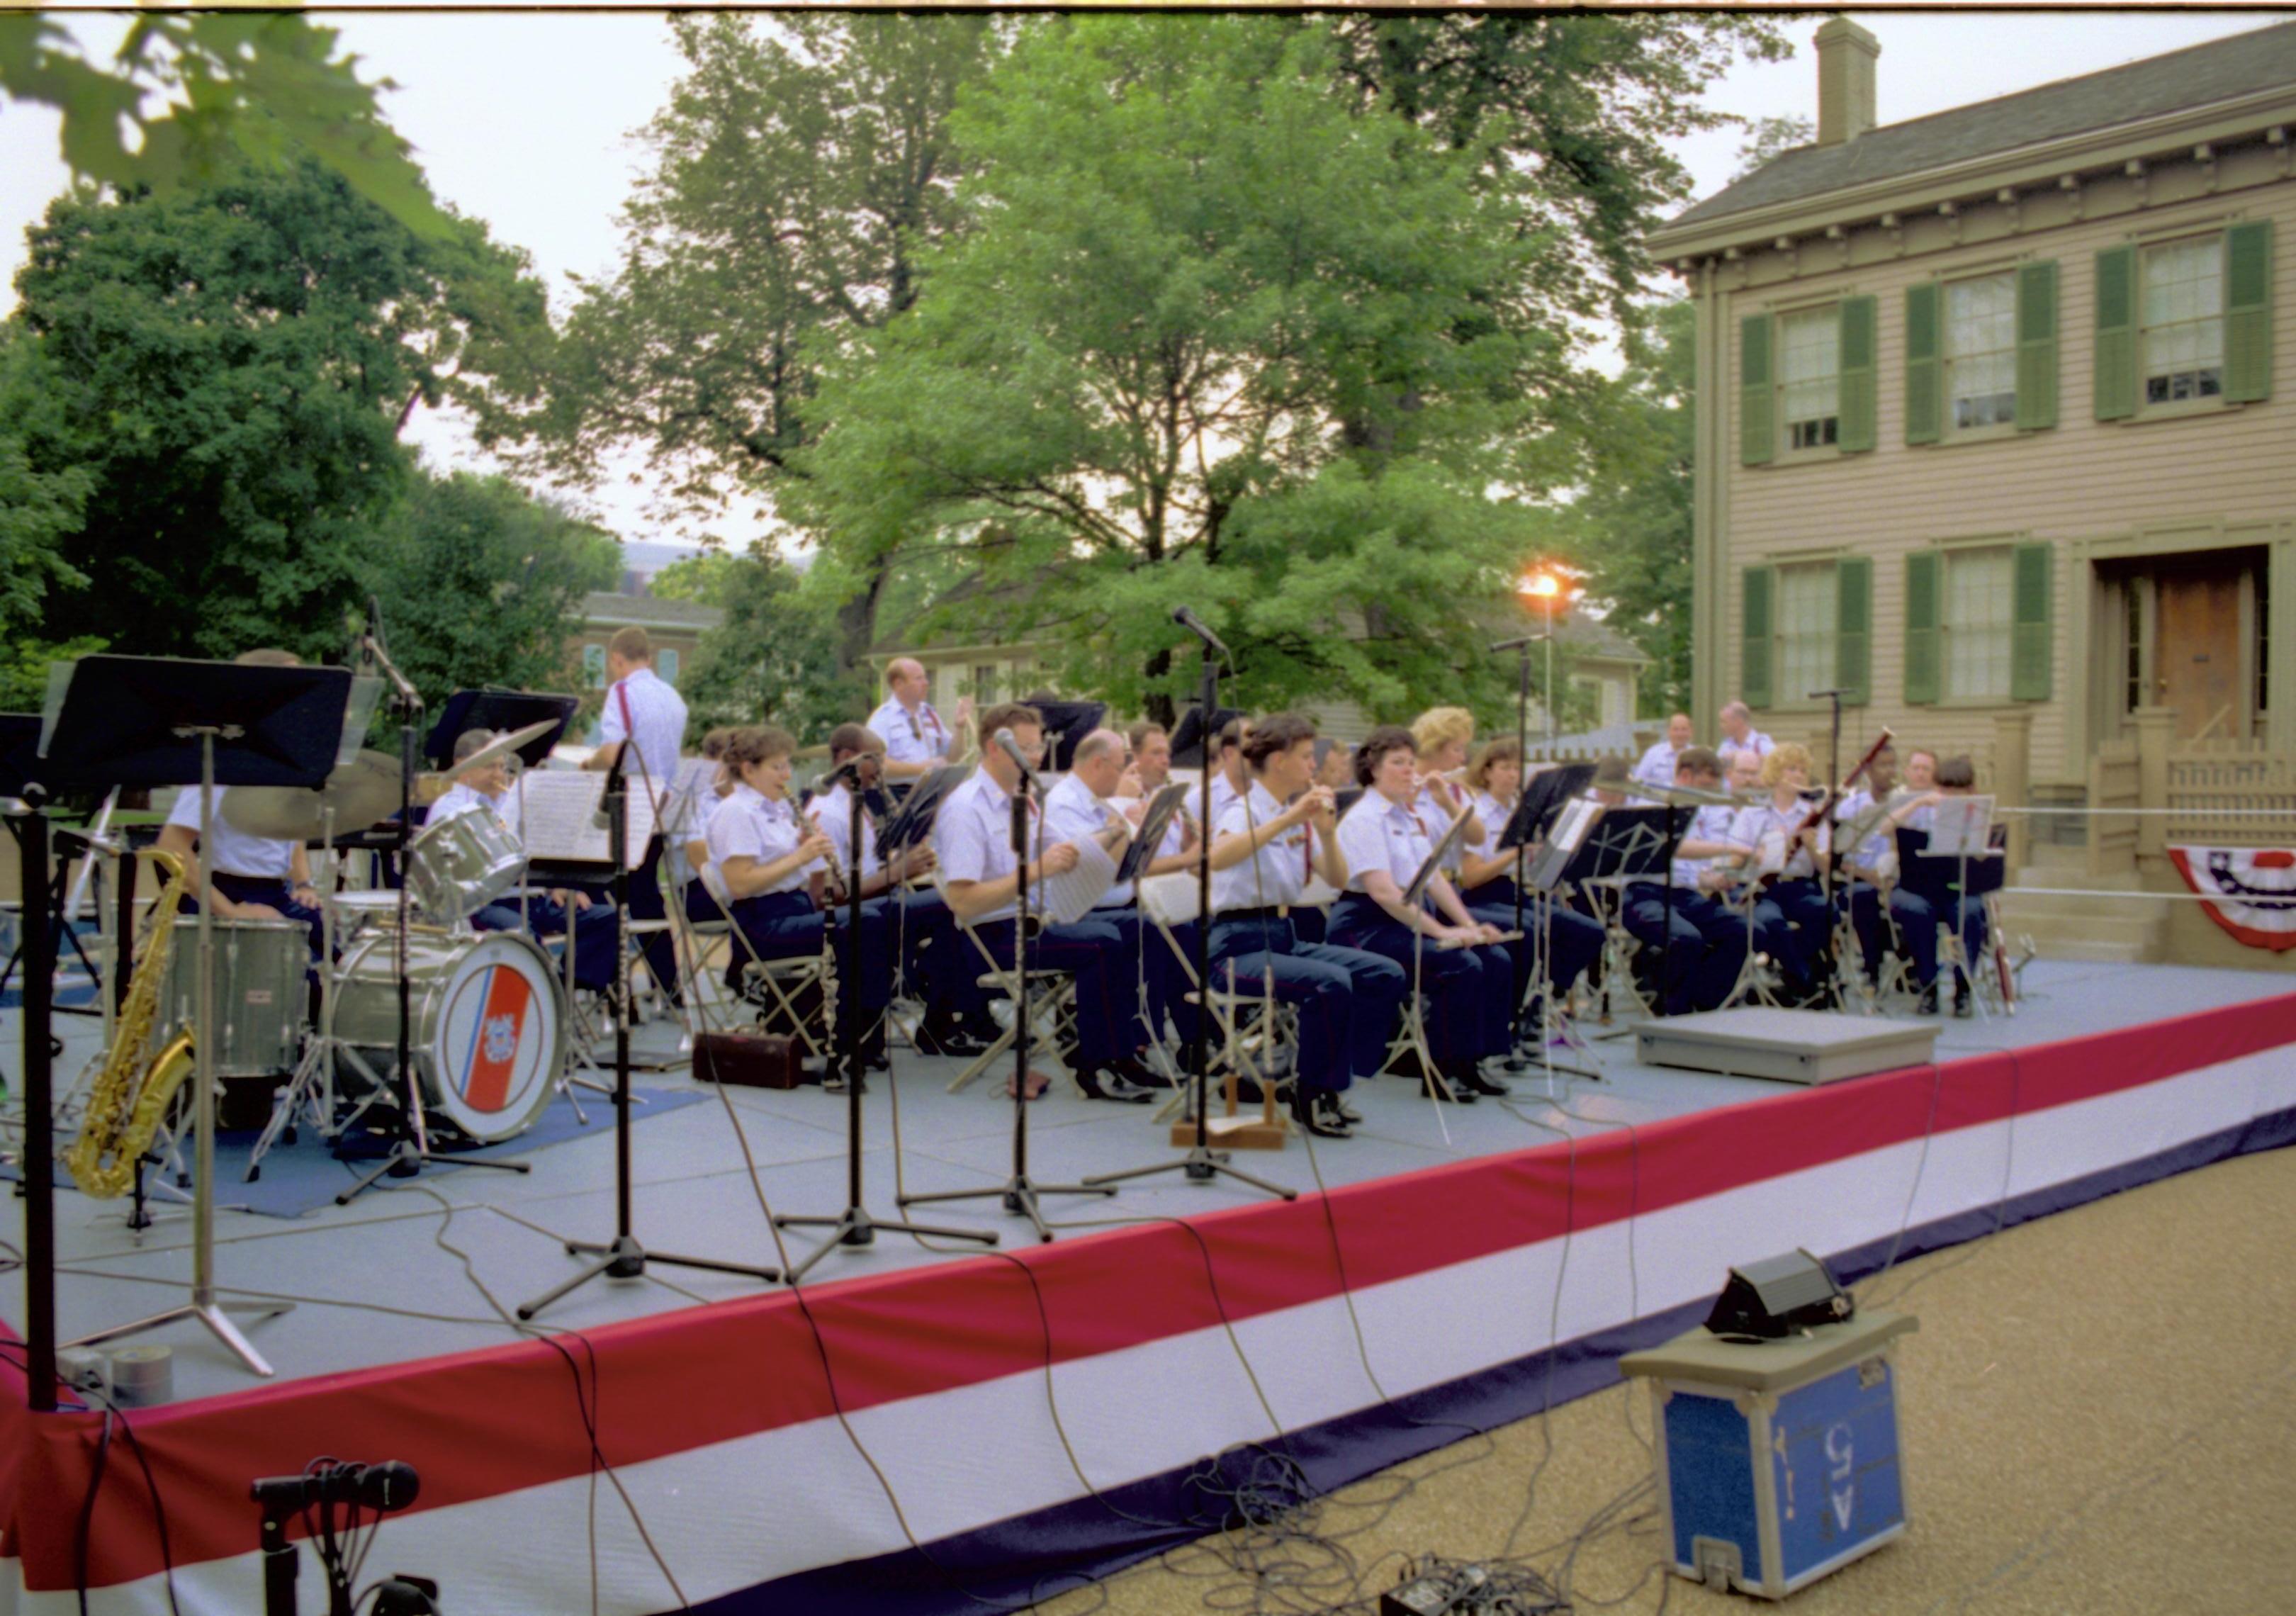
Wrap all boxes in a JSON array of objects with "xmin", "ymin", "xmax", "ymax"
[{"xmin": 8, "ymin": 989, "xmax": 2292, "ymax": 1590}]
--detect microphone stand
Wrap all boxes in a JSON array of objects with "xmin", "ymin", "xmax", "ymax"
[
  {"xmin": 519, "ymin": 740, "xmax": 780, "ymax": 1317},
  {"xmin": 900, "ymin": 754, "xmax": 1115, "ymax": 1240},
  {"xmin": 1087, "ymin": 629, "xmax": 1295, "ymax": 1203},
  {"xmin": 337, "ymin": 629, "xmax": 529, "ymax": 1202},
  {"xmin": 1816, "ymin": 688, "xmax": 1845, "ymax": 1010},
  {"xmin": 774, "ymin": 772, "xmax": 996, "ymax": 1276}
]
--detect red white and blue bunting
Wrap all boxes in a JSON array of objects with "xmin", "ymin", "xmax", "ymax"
[{"xmin": 2168, "ymin": 846, "xmax": 2296, "ymax": 951}]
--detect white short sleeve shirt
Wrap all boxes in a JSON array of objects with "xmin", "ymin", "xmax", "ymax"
[
  {"xmin": 705, "ymin": 783, "xmax": 817, "ymax": 897},
  {"xmin": 600, "ymin": 667, "xmax": 689, "ymax": 812},
  {"xmin": 1336, "ymin": 793, "xmax": 1433, "ymax": 895},
  {"xmin": 1210, "ymin": 783, "xmax": 1320, "ymax": 913},
  {"xmin": 870, "ymin": 696, "xmax": 956, "ymax": 768},
  {"xmin": 164, "ymin": 787, "xmax": 296, "ymax": 880}
]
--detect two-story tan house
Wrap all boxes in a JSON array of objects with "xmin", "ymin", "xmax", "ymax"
[{"xmin": 1650, "ymin": 21, "xmax": 2296, "ymax": 965}]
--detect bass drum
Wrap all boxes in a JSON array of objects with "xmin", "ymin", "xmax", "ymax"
[
  {"xmin": 159, "ymin": 916, "xmax": 308, "ymax": 1078},
  {"xmin": 333, "ymin": 930, "xmax": 562, "ymax": 1144}
]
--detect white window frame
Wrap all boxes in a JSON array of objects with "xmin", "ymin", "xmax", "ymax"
[
  {"xmin": 1940, "ymin": 544, "xmax": 2015, "ymax": 702},
  {"xmin": 2139, "ymin": 234, "xmax": 2225, "ymax": 412},
  {"xmin": 581, "ymin": 644, "xmax": 607, "ymax": 690},
  {"xmin": 1943, "ymin": 270, "xmax": 2018, "ymax": 436},
  {"xmin": 656, "ymin": 646, "xmax": 682, "ymax": 686},
  {"xmin": 1777, "ymin": 305, "xmax": 1841, "ymax": 455},
  {"xmin": 1776, "ymin": 559, "xmax": 1839, "ymax": 707}
]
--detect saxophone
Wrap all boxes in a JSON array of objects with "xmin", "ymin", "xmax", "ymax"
[{"xmin": 67, "ymin": 850, "xmax": 198, "ymax": 1199}]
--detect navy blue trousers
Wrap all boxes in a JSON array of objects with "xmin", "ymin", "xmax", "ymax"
[
  {"xmin": 724, "ymin": 890, "xmax": 894, "ymax": 1028},
  {"xmin": 1622, "ymin": 883, "xmax": 1748, "ymax": 1014},
  {"xmin": 972, "ymin": 914, "xmax": 1129, "ymax": 1069},
  {"xmin": 471, "ymin": 894, "xmax": 619, "ymax": 991},
  {"xmin": 1207, "ymin": 914, "xmax": 1405, "ymax": 1093},
  {"xmin": 1326, "ymin": 894, "xmax": 1512, "ymax": 1068},
  {"xmin": 1750, "ymin": 877, "xmax": 1830, "ymax": 990}
]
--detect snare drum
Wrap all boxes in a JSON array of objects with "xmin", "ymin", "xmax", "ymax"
[
  {"xmin": 159, "ymin": 917, "xmax": 307, "ymax": 1077},
  {"xmin": 332, "ymin": 929, "xmax": 561, "ymax": 1143},
  {"xmin": 406, "ymin": 808, "xmax": 525, "ymax": 923}
]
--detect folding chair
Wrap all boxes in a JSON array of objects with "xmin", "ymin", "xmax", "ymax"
[
  {"xmin": 939, "ymin": 881, "xmax": 1083, "ymax": 1096},
  {"xmin": 1137, "ymin": 872, "xmax": 1297, "ymax": 1126}
]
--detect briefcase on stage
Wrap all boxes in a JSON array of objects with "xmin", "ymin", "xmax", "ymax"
[{"xmin": 693, "ymin": 1030, "xmax": 805, "ymax": 1090}]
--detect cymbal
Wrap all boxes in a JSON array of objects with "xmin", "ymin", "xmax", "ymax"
[
  {"xmin": 444, "ymin": 718, "xmax": 560, "ymax": 781},
  {"xmin": 221, "ymin": 750, "xmax": 403, "ymax": 841}
]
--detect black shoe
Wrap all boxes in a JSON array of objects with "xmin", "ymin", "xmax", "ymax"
[
  {"xmin": 1952, "ymin": 992, "xmax": 1974, "ymax": 1020},
  {"xmin": 1462, "ymin": 1068, "xmax": 1509, "ymax": 1098},
  {"xmin": 1916, "ymin": 984, "xmax": 1940, "ymax": 1016},
  {"xmin": 1291, "ymin": 1090, "xmax": 1349, "ymax": 1139},
  {"xmin": 1422, "ymin": 1072, "xmax": 1477, "ymax": 1104},
  {"xmin": 1076, "ymin": 1065, "xmax": 1155, "ymax": 1104},
  {"xmin": 1334, "ymin": 1095, "xmax": 1363, "ymax": 1125}
]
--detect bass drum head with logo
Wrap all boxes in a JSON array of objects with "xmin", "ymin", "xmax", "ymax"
[{"xmin": 420, "ymin": 930, "xmax": 561, "ymax": 1142}]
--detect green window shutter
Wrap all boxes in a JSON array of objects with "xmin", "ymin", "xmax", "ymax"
[
  {"xmin": 2015, "ymin": 260, "xmax": 2059, "ymax": 431},
  {"xmin": 1740, "ymin": 313, "xmax": 1775, "ymax": 466},
  {"xmin": 2224, "ymin": 220, "xmax": 2273, "ymax": 404},
  {"xmin": 1904, "ymin": 551, "xmax": 1942, "ymax": 705},
  {"xmin": 2094, "ymin": 245, "xmax": 2137, "ymax": 421},
  {"xmin": 1904, "ymin": 282, "xmax": 1942, "ymax": 445},
  {"xmin": 1741, "ymin": 566, "xmax": 1776, "ymax": 709},
  {"xmin": 1835, "ymin": 555, "xmax": 1872, "ymax": 707},
  {"xmin": 2011, "ymin": 541, "xmax": 2054, "ymax": 702},
  {"xmin": 1838, "ymin": 296, "xmax": 1877, "ymax": 453}
]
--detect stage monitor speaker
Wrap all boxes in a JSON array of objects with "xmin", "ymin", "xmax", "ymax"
[{"xmin": 1704, "ymin": 1248, "xmax": 1852, "ymax": 1340}]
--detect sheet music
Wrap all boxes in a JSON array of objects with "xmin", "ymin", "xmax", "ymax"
[
  {"xmin": 1925, "ymin": 794, "xmax": 1997, "ymax": 858},
  {"xmin": 1035, "ymin": 830, "xmax": 1122, "ymax": 925},
  {"xmin": 518, "ymin": 769, "xmax": 658, "ymax": 868}
]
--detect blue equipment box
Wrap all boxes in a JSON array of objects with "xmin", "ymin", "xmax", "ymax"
[{"xmin": 1620, "ymin": 1310, "xmax": 1916, "ymax": 1599}]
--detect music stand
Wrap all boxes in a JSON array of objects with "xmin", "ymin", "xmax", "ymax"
[
  {"xmin": 772, "ymin": 763, "xmax": 998, "ymax": 1280},
  {"xmin": 1112, "ymin": 782, "xmax": 1193, "ymax": 887},
  {"xmin": 40, "ymin": 655, "xmax": 361, "ymax": 1381},
  {"xmin": 424, "ymin": 690, "xmax": 578, "ymax": 772},
  {"xmin": 1168, "ymin": 702, "xmax": 1245, "ymax": 770},
  {"xmin": 518, "ymin": 744, "xmax": 781, "ymax": 1318},
  {"xmin": 874, "ymin": 764, "xmax": 967, "ymax": 869},
  {"xmin": 1403, "ymin": 806, "xmax": 1475, "ymax": 911},
  {"xmin": 1027, "ymin": 701, "xmax": 1108, "ymax": 773}
]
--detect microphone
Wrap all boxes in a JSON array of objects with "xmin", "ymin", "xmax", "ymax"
[
  {"xmin": 1171, "ymin": 605, "xmax": 1227, "ymax": 654},
  {"xmin": 991, "ymin": 728, "xmax": 1045, "ymax": 792},
  {"xmin": 250, "ymin": 1460, "xmax": 422, "ymax": 1513},
  {"xmin": 1806, "ymin": 688, "xmax": 1847, "ymax": 699},
  {"xmin": 1488, "ymin": 634, "xmax": 1538, "ymax": 652}
]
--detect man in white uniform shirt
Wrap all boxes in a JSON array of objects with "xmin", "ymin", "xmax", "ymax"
[
  {"xmin": 1632, "ymin": 713, "xmax": 1696, "ymax": 793},
  {"xmin": 933, "ymin": 702, "xmax": 1155, "ymax": 1102},
  {"xmin": 432, "ymin": 729, "xmax": 617, "ymax": 988},
  {"xmin": 586, "ymin": 625, "xmax": 687, "ymax": 1004},
  {"xmin": 869, "ymin": 658, "xmax": 972, "ymax": 784},
  {"xmin": 157, "ymin": 649, "xmax": 324, "ymax": 958},
  {"xmin": 1716, "ymin": 701, "xmax": 1774, "ymax": 766},
  {"xmin": 1617, "ymin": 746, "xmax": 1746, "ymax": 1014}
]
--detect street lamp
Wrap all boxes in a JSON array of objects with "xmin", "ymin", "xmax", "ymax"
[{"xmin": 1517, "ymin": 570, "xmax": 1568, "ymax": 758}]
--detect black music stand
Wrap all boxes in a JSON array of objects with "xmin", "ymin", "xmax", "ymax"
[
  {"xmin": 899, "ymin": 754, "xmax": 1118, "ymax": 1242},
  {"xmin": 1113, "ymin": 783, "xmax": 1193, "ymax": 887},
  {"xmin": 1085, "ymin": 642, "xmax": 1293, "ymax": 1205},
  {"xmin": 773, "ymin": 763, "xmax": 997, "ymax": 1280},
  {"xmin": 874, "ymin": 764, "xmax": 967, "ymax": 870},
  {"xmin": 0, "ymin": 714, "xmax": 103, "ymax": 1004},
  {"xmin": 424, "ymin": 689, "xmax": 578, "ymax": 771},
  {"xmin": 1168, "ymin": 702, "xmax": 1246, "ymax": 770},
  {"xmin": 40, "ymin": 655, "xmax": 361, "ymax": 1381},
  {"xmin": 335, "ymin": 636, "xmax": 532, "ymax": 1204},
  {"xmin": 1499, "ymin": 762, "xmax": 1598, "ymax": 1038},
  {"xmin": 519, "ymin": 744, "xmax": 780, "ymax": 1318},
  {"xmin": 1029, "ymin": 700, "xmax": 1107, "ymax": 773}
]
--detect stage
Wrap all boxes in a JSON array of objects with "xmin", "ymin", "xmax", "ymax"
[{"xmin": 4, "ymin": 957, "xmax": 2294, "ymax": 1615}]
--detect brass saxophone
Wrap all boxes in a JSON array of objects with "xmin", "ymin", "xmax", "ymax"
[{"xmin": 67, "ymin": 850, "xmax": 198, "ymax": 1199}]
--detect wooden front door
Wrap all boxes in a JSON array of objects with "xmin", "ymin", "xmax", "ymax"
[{"xmin": 2153, "ymin": 555, "xmax": 2249, "ymax": 741}]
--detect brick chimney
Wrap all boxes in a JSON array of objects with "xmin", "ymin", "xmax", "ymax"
[{"xmin": 1814, "ymin": 18, "xmax": 1881, "ymax": 147}]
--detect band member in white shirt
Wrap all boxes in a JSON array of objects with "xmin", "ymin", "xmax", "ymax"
[
  {"xmin": 1833, "ymin": 741, "xmax": 1938, "ymax": 1007},
  {"xmin": 1722, "ymin": 743, "xmax": 1832, "ymax": 1004},
  {"xmin": 1206, "ymin": 714, "xmax": 1404, "ymax": 1138},
  {"xmin": 933, "ymin": 702, "xmax": 1155, "ymax": 1102},
  {"xmin": 432, "ymin": 729, "xmax": 619, "ymax": 989},
  {"xmin": 157, "ymin": 649, "xmax": 325, "ymax": 958},
  {"xmin": 707, "ymin": 724, "xmax": 895, "ymax": 1079},
  {"xmin": 586, "ymin": 625, "xmax": 687, "ymax": 1005},
  {"xmin": 1879, "ymin": 753, "xmax": 1989, "ymax": 1017},
  {"xmin": 1716, "ymin": 701, "xmax": 1774, "ymax": 765},
  {"xmin": 868, "ymin": 658, "xmax": 972, "ymax": 784},
  {"xmin": 1632, "ymin": 712, "xmax": 1696, "ymax": 792},
  {"xmin": 809, "ymin": 722, "xmax": 989, "ymax": 1057},
  {"xmin": 1619, "ymin": 746, "xmax": 1747, "ymax": 1014},
  {"xmin": 1327, "ymin": 726, "xmax": 1516, "ymax": 1099},
  {"xmin": 1205, "ymin": 717, "xmax": 1251, "ymax": 834},
  {"xmin": 1451, "ymin": 736, "xmax": 1604, "ymax": 1028},
  {"xmin": 678, "ymin": 728, "xmax": 736, "ymax": 924}
]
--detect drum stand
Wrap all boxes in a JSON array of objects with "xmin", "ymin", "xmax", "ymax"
[
  {"xmin": 336, "ymin": 638, "xmax": 530, "ymax": 1205},
  {"xmin": 519, "ymin": 752, "xmax": 779, "ymax": 1320}
]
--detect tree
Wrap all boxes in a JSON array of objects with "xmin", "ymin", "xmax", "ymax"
[
  {"xmin": 2, "ymin": 155, "xmax": 551, "ymax": 660},
  {"xmin": 655, "ymin": 545, "xmax": 860, "ymax": 741},
  {"xmin": 1566, "ymin": 298, "xmax": 1695, "ymax": 717},
  {"xmin": 1735, "ymin": 113, "xmax": 1813, "ymax": 180},
  {"xmin": 359, "ymin": 472, "xmax": 620, "ymax": 710},
  {"xmin": 484, "ymin": 13, "xmax": 996, "ymax": 666},
  {"xmin": 797, "ymin": 16, "xmax": 1570, "ymax": 726},
  {"xmin": 0, "ymin": 12, "xmax": 447, "ymax": 236},
  {"xmin": 0, "ymin": 326, "xmax": 91, "ymax": 638}
]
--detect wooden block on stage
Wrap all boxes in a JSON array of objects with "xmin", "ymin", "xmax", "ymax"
[
  {"xmin": 1634, "ymin": 1007, "xmax": 1940, "ymax": 1085},
  {"xmin": 1172, "ymin": 1112, "xmax": 1289, "ymax": 1150}
]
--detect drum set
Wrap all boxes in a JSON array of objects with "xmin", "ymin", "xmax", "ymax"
[{"xmin": 148, "ymin": 726, "xmax": 575, "ymax": 1182}]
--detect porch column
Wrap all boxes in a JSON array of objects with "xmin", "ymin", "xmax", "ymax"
[
  {"xmin": 1992, "ymin": 711, "xmax": 2032, "ymax": 870},
  {"xmin": 2132, "ymin": 705, "xmax": 2176, "ymax": 863}
]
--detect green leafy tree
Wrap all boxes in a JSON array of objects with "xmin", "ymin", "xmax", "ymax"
[
  {"xmin": 1566, "ymin": 298, "xmax": 1695, "ymax": 717},
  {"xmin": 0, "ymin": 327, "xmax": 91, "ymax": 637},
  {"xmin": 359, "ymin": 472, "xmax": 620, "ymax": 709},
  {"xmin": 797, "ymin": 16, "xmax": 1567, "ymax": 726},
  {"xmin": 486, "ymin": 13, "xmax": 996, "ymax": 666},
  {"xmin": 1735, "ymin": 113, "xmax": 1813, "ymax": 180},
  {"xmin": 3, "ymin": 155, "xmax": 550, "ymax": 660},
  {"xmin": 656, "ymin": 545, "xmax": 860, "ymax": 741},
  {"xmin": 0, "ymin": 12, "xmax": 447, "ymax": 236}
]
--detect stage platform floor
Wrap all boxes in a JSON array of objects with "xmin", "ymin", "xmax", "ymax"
[{"xmin": 6, "ymin": 956, "xmax": 2288, "ymax": 1408}]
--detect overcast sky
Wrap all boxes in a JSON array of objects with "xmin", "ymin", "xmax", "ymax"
[{"xmin": 1, "ymin": 9, "xmax": 2275, "ymax": 554}]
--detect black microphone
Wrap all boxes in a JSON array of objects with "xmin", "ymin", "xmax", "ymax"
[
  {"xmin": 1489, "ymin": 634, "xmax": 1538, "ymax": 652},
  {"xmin": 1806, "ymin": 688, "xmax": 1847, "ymax": 699},
  {"xmin": 990, "ymin": 728, "xmax": 1045, "ymax": 792},
  {"xmin": 251, "ymin": 1460, "xmax": 421, "ymax": 1513},
  {"xmin": 1171, "ymin": 605, "xmax": 1227, "ymax": 654}
]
